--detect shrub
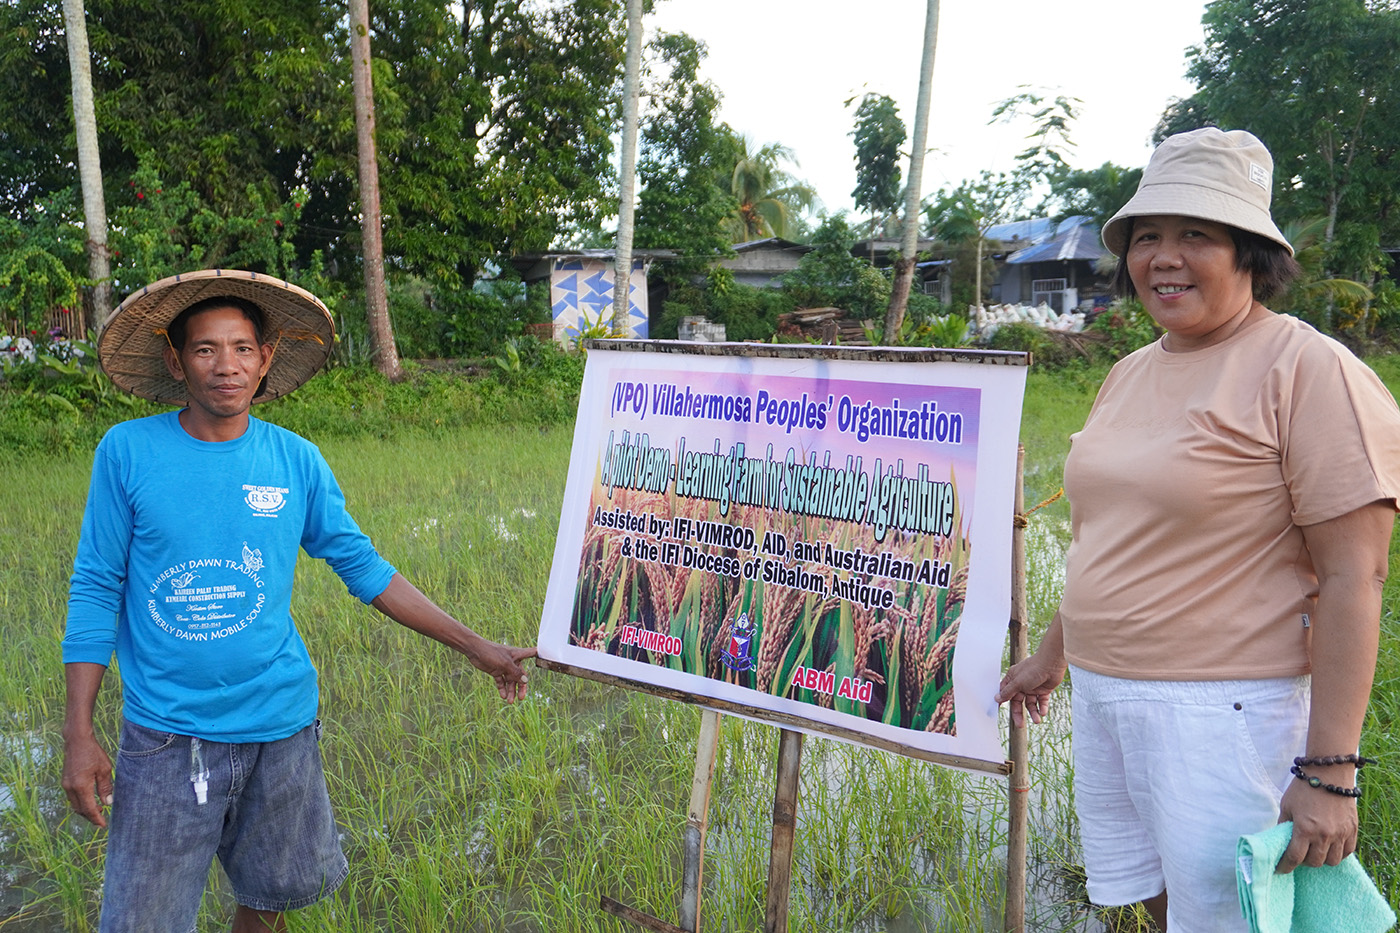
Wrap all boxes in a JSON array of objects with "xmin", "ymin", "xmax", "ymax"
[
  {"xmin": 654, "ymin": 278, "xmax": 794, "ymax": 342},
  {"xmin": 985, "ymin": 321, "xmax": 1077, "ymax": 367},
  {"xmin": 783, "ymin": 215, "xmax": 890, "ymax": 319},
  {"xmin": 1087, "ymin": 299, "xmax": 1159, "ymax": 360},
  {"xmin": 440, "ymin": 280, "xmax": 536, "ymax": 357},
  {"xmin": 0, "ymin": 343, "xmax": 584, "ymax": 461}
]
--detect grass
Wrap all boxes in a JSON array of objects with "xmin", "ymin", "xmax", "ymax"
[{"xmin": 0, "ymin": 358, "xmax": 1397, "ymax": 931}]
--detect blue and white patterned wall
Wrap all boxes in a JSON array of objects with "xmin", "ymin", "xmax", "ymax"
[{"xmin": 549, "ymin": 259, "xmax": 648, "ymax": 342}]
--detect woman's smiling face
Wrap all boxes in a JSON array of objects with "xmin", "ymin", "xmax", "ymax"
[{"xmin": 1126, "ymin": 215, "xmax": 1257, "ymax": 349}]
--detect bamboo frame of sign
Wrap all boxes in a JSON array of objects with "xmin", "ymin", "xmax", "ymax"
[
  {"xmin": 546, "ymin": 339, "xmax": 1032, "ymax": 931},
  {"xmin": 1005, "ymin": 445, "xmax": 1030, "ymax": 933}
]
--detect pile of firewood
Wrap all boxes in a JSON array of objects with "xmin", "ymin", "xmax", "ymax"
[{"xmin": 775, "ymin": 307, "xmax": 871, "ymax": 345}]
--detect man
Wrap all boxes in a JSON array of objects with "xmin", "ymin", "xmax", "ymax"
[{"xmin": 61, "ymin": 270, "xmax": 535, "ymax": 932}]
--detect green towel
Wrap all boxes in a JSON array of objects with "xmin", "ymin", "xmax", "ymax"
[{"xmin": 1237, "ymin": 821, "xmax": 1396, "ymax": 933}]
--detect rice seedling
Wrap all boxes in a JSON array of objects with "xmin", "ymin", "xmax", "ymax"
[{"xmin": 5, "ymin": 364, "xmax": 1400, "ymax": 930}]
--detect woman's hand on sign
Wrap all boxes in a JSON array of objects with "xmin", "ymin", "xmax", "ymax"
[{"xmin": 994, "ymin": 613, "xmax": 1067, "ymax": 727}]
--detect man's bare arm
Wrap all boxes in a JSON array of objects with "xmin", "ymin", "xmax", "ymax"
[
  {"xmin": 371, "ymin": 573, "xmax": 536, "ymax": 703},
  {"xmin": 62, "ymin": 661, "xmax": 113, "ymax": 828}
]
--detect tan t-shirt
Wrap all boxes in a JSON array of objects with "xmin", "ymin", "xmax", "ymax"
[{"xmin": 1060, "ymin": 313, "xmax": 1400, "ymax": 680}]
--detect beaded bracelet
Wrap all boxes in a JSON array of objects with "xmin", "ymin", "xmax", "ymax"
[
  {"xmin": 1293, "ymin": 754, "xmax": 1374, "ymax": 769},
  {"xmin": 1290, "ymin": 764, "xmax": 1362, "ymax": 798}
]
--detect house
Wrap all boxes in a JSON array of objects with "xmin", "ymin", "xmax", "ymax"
[
  {"xmin": 716, "ymin": 238, "xmax": 812, "ymax": 289},
  {"xmin": 510, "ymin": 249, "xmax": 675, "ymax": 342},
  {"xmin": 849, "ymin": 236, "xmax": 948, "ymax": 302},
  {"xmin": 986, "ymin": 216, "xmax": 1115, "ymax": 311}
]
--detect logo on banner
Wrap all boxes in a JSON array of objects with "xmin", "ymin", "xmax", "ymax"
[{"xmin": 720, "ymin": 612, "xmax": 756, "ymax": 672}]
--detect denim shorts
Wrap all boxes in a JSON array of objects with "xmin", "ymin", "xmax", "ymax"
[
  {"xmin": 98, "ymin": 717, "xmax": 348, "ymax": 932},
  {"xmin": 1069, "ymin": 666, "xmax": 1309, "ymax": 932}
]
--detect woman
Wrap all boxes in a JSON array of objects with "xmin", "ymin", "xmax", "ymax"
[{"xmin": 996, "ymin": 127, "xmax": 1400, "ymax": 931}]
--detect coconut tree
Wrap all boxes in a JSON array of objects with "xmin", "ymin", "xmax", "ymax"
[
  {"xmin": 884, "ymin": 0, "xmax": 939, "ymax": 339},
  {"xmin": 349, "ymin": 0, "xmax": 402, "ymax": 380},
  {"xmin": 722, "ymin": 136, "xmax": 818, "ymax": 242},
  {"xmin": 924, "ymin": 170, "xmax": 1027, "ymax": 307},
  {"xmin": 1272, "ymin": 216, "xmax": 1374, "ymax": 330},
  {"xmin": 61, "ymin": 0, "xmax": 109, "ymax": 333}
]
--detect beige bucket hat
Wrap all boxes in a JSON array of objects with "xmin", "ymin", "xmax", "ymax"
[
  {"xmin": 98, "ymin": 269, "xmax": 335, "ymax": 405},
  {"xmin": 1102, "ymin": 127, "xmax": 1293, "ymax": 257}
]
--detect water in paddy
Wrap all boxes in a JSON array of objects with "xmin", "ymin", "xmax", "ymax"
[{"xmin": 1, "ymin": 524, "xmax": 1112, "ymax": 932}]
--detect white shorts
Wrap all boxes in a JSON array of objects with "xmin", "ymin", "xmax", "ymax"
[{"xmin": 1069, "ymin": 665, "xmax": 1310, "ymax": 933}]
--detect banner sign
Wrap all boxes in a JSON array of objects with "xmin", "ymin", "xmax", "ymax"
[{"xmin": 539, "ymin": 342, "xmax": 1028, "ymax": 765}]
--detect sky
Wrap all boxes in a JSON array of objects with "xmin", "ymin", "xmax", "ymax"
[{"xmin": 646, "ymin": 0, "xmax": 1210, "ymax": 218}]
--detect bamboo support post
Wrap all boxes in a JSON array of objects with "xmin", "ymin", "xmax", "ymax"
[
  {"xmin": 600, "ymin": 896, "xmax": 688, "ymax": 933},
  {"xmin": 1004, "ymin": 444, "xmax": 1029, "ymax": 933},
  {"xmin": 679, "ymin": 709, "xmax": 721, "ymax": 932},
  {"xmin": 764, "ymin": 728, "xmax": 804, "ymax": 933}
]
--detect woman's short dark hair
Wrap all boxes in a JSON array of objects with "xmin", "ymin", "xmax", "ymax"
[
  {"xmin": 1110, "ymin": 217, "xmax": 1302, "ymax": 303},
  {"xmin": 167, "ymin": 296, "xmax": 268, "ymax": 351}
]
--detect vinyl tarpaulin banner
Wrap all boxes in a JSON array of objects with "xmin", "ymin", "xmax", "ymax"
[{"xmin": 539, "ymin": 343, "xmax": 1028, "ymax": 765}]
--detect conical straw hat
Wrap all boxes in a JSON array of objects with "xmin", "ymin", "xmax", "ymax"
[{"xmin": 99, "ymin": 269, "xmax": 335, "ymax": 405}]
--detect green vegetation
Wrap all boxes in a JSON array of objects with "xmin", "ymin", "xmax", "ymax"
[
  {"xmin": 2, "ymin": 362, "xmax": 1399, "ymax": 932},
  {"xmin": 10, "ymin": 0, "xmax": 1400, "ymax": 370},
  {"xmin": 0, "ymin": 338, "xmax": 584, "ymax": 461}
]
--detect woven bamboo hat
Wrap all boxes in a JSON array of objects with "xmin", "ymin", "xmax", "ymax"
[
  {"xmin": 1102, "ymin": 127, "xmax": 1293, "ymax": 257},
  {"xmin": 99, "ymin": 269, "xmax": 335, "ymax": 405}
]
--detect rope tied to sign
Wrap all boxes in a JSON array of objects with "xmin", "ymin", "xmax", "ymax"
[{"xmin": 1013, "ymin": 488, "xmax": 1064, "ymax": 529}]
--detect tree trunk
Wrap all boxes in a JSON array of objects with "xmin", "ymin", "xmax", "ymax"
[
  {"xmin": 975, "ymin": 236, "xmax": 984, "ymax": 309},
  {"xmin": 61, "ymin": 0, "xmax": 109, "ymax": 336},
  {"xmin": 883, "ymin": 0, "xmax": 939, "ymax": 342},
  {"xmin": 612, "ymin": 0, "xmax": 643, "ymax": 336},
  {"xmin": 350, "ymin": 0, "xmax": 402, "ymax": 380}
]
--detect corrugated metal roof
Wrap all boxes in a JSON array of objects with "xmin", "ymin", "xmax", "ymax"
[
  {"xmin": 731, "ymin": 237, "xmax": 812, "ymax": 253},
  {"xmin": 1005, "ymin": 217, "xmax": 1111, "ymax": 265},
  {"xmin": 984, "ymin": 217, "xmax": 1057, "ymax": 245}
]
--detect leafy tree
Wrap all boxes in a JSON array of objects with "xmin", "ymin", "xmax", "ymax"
[
  {"xmin": 635, "ymin": 31, "xmax": 737, "ymax": 277},
  {"xmin": 782, "ymin": 214, "xmax": 890, "ymax": 318},
  {"xmin": 106, "ymin": 160, "xmax": 320, "ymax": 296},
  {"xmin": 924, "ymin": 171, "xmax": 1029, "ymax": 305},
  {"xmin": 1271, "ymin": 215, "xmax": 1379, "ymax": 332},
  {"xmin": 722, "ymin": 136, "xmax": 818, "ymax": 242},
  {"xmin": 1047, "ymin": 162, "xmax": 1143, "ymax": 229},
  {"xmin": 0, "ymin": 0, "xmax": 349, "ymax": 275},
  {"xmin": 0, "ymin": 0, "xmax": 632, "ymax": 288},
  {"xmin": 1154, "ymin": 94, "xmax": 1214, "ymax": 142},
  {"xmin": 93, "ymin": 0, "xmax": 345, "ymax": 222},
  {"xmin": 1168, "ymin": 0, "xmax": 1400, "ymax": 308},
  {"xmin": 991, "ymin": 87, "xmax": 1080, "ymax": 181},
  {"xmin": 0, "ymin": 190, "xmax": 86, "ymax": 330},
  {"xmin": 0, "ymin": 0, "xmax": 96, "ymax": 216},
  {"xmin": 372, "ymin": 0, "xmax": 627, "ymax": 284},
  {"xmin": 848, "ymin": 93, "xmax": 905, "ymax": 252}
]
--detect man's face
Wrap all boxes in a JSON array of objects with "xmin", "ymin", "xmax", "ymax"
[{"xmin": 163, "ymin": 306, "xmax": 274, "ymax": 426}]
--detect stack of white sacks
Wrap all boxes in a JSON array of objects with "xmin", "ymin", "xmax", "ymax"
[
  {"xmin": 969, "ymin": 303, "xmax": 1086, "ymax": 342},
  {"xmin": 0, "ymin": 335, "xmax": 36, "ymax": 366}
]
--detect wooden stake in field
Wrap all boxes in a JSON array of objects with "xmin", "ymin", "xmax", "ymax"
[
  {"xmin": 765, "ymin": 729, "xmax": 804, "ymax": 932},
  {"xmin": 680, "ymin": 710, "xmax": 721, "ymax": 931},
  {"xmin": 1005, "ymin": 445, "xmax": 1030, "ymax": 932},
  {"xmin": 599, "ymin": 708, "xmax": 721, "ymax": 933}
]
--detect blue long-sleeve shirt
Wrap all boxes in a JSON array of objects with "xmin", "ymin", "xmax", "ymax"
[{"xmin": 63, "ymin": 411, "xmax": 396, "ymax": 742}]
